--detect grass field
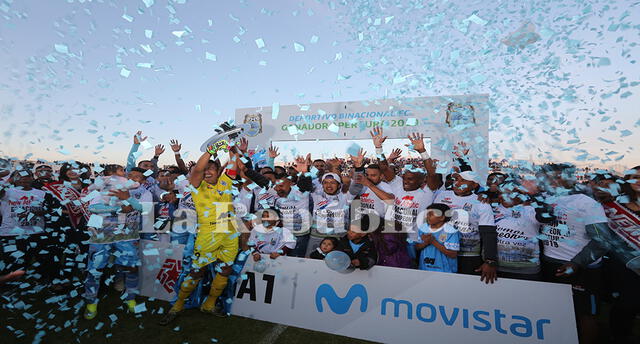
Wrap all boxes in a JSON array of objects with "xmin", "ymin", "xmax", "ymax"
[{"xmin": 0, "ymin": 276, "xmax": 373, "ymax": 344}]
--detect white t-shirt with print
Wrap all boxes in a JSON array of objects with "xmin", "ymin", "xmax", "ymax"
[
  {"xmin": 541, "ymin": 193, "xmax": 608, "ymax": 262},
  {"xmin": 433, "ymin": 190, "xmax": 495, "ymax": 257},
  {"xmin": 494, "ymin": 204, "xmax": 543, "ymax": 274},
  {"xmin": 0, "ymin": 188, "xmax": 46, "ymax": 236},
  {"xmin": 355, "ymin": 181, "xmax": 392, "ymax": 220},
  {"xmin": 275, "ymin": 188, "xmax": 312, "ymax": 236},
  {"xmin": 252, "ymin": 187, "xmax": 278, "ymax": 211},
  {"xmin": 248, "ymin": 224, "xmax": 296, "ymax": 254},
  {"xmin": 311, "ymin": 191, "xmax": 357, "ymax": 238},
  {"xmin": 388, "ymin": 177, "xmax": 434, "ymax": 242}
]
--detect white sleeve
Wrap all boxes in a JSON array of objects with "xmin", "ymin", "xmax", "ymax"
[
  {"xmin": 140, "ymin": 190, "xmax": 153, "ymax": 203},
  {"xmin": 475, "ymin": 202, "xmax": 496, "ymax": 226},
  {"xmin": 248, "ymin": 230, "xmax": 258, "ymax": 247},
  {"xmin": 387, "ymin": 176, "xmax": 404, "ymax": 195},
  {"xmin": 280, "ymin": 227, "xmax": 297, "ymax": 249},
  {"xmin": 378, "ymin": 182, "xmax": 392, "ymax": 193},
  {"xmin": 581, "ymin": 197, "xmax": 608, "ymax": 225}
]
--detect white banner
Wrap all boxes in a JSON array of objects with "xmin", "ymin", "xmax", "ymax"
[
  {"xmin": 236, "ymin": 95, "xmax": 490, "ymax": 179},
  {"xmin": 138, "ymin": 239, "xmax": 186, "ymax": 301},
  {"xmin": 232, "ymin": 256, "xmax": 578, "ymax": 344}
]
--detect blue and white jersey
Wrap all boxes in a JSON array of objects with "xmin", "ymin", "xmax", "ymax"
[{"xmin": 417, "ymin": 223, "xmax": 459, "ymax": 273}]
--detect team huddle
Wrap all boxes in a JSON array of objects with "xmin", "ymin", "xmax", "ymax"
[{"xmin": 1, "ymin": 124, "xmax": 639, "ymax": 344}]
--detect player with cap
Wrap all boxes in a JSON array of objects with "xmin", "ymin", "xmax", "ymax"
[{"xmin": 433, "ymin": 170, "xmax": 499, "ymax": 283}]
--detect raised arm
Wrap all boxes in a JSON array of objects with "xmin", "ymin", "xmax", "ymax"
[
  {"xmin": 294, "ymin": 154, "xmax": 313, "ymax": 193},
  {"xmin": 407, "ymin": 132, "xmax": 442, "ymax": 191},
  {"xmin": 348, "ymin": 148, "xmax": 366, "ymax": 196},
  {"xmin": 126, "ymin": 130, "xmax": 146, "ymax": 172},
  {"xmin": 189, "ymin": 149, "xmax": 213, "ymax": 189},
  {"xmin": 453, "ymin": 142, "xmax": 472, "ymax": 172},
  {"xmin": 370, "ymin": 127, "xmax": 396, "ymax": 182},
  {"xmin": 170, "ymin": 139, "xmax": 188, "ymax": 173},
  {"xmin": 151, "ymin": 144, "xmax": 164, "ymax": 174},
  {"xmin": 267, "ymin": 144, "xmax": 279, "ymax": 169}
]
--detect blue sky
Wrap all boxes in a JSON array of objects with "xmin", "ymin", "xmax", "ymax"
[{"xmin": 0, "ymin": 0, "xmax": 638, "ymax": 169}]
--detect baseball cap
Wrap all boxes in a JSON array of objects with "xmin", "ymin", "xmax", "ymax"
[
  {"xmin": 457, "ymin": 171, "xmax": 481, "ymax": 184},
  {"xmin": 321, "ymin": 172, "xmax": 342, "ymax": 184}
]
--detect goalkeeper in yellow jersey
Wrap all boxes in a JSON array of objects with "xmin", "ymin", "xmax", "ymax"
[{"xmin": 160, "ymin": 135, "xmax": 241, "ymax": 325}]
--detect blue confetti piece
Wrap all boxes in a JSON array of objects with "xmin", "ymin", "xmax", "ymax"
[{"xmin": 134, "ymin": 302, "xmax": 147, "ymax": 313}]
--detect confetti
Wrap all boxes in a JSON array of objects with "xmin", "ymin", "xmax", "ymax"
[
  {"xmin": 120, "ymin": 68, "xmax": 131, "ymax": 78},
  {"xmin": 293, "ymin": 42, "xmax": 305, "ymax": 52},
  {"xmin": 255, "ymin": 38, "xmax": 265, "ymax": 49},
  {"xmin": 205, "ymin": 52, "xmax": 217, "ymax": 61},
  {"xmin": 54, "ymin": 44, "xmax": 69, "ymax": 54},
  {"xmin": 87, "ymin": 215, "xmax": 104, "ymax": 228},
  {"xmin": 272, "ymin": 102, "xmax": 280, "ymax": 120}
]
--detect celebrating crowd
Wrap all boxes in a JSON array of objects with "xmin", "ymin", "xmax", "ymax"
[{"xmin": 1, "ymin": 124, "xmax": 639, "ymax": 344}]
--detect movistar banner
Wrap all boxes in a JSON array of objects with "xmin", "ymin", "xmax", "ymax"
[
  {"xmin": 231, "ymin": 256, "xmax": 578, "ymax": 344},
  {"xmin": 236, "ymin": 95, "xmax": 490, "ymax": 179}
]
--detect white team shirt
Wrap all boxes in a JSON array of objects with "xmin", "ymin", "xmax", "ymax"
[
  {"xmin": 252, "ymin": 187, "xmax": 278, "ymax": 211},
  {"xmin": 433, "ymin": 190, "xmax": 495, "ymax": 257},
  {"xmin": 248, "ymin": 224, "xmax": 296, "ymax": 254},
  {"xmin": 275, "ymin": 188, "xmax": 312, "ymax": 236},
  {"xmin": 311, "ymin": 190, "xmax": 357, "ymax": 238},
  {"xmin": 494, "ymin": 204, "xmax": 543, "ymax": 273},
  {"xmin": 0, "ymin": 188, "xmax": 46, "ymax": 236},
  {"xmin": 388, "ymin": 177, "xmax": 434, "ymax": 242},
  {"xmin": 541, "ymin": 193, "xmax": 608, "ymax": 262},
  {"xmin": 355, "ymin": 181, "xmax": 392, "ymax": 220}
]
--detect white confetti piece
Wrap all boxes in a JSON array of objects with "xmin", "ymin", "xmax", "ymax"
[
  {"xmin": 144, "ymin": 29, "xmax": 153, "ymax": 38},
  {"xmin": 142, "ymin": 0, "xmax": 154, "ymax": 8},
  {"xmin": 87, "ymin": 215, "xmax": 104, "ymax": 228},
  {"xmin": 467, "ymin": 14, "xmax": 487, "ymax": 26},
  {"xmin": 255, "ymin": 38, "xmax": 265, "ymax": 48},
  {"xmin": 122, "ymin": 14, "xmax": 133, "ymax": 22},
  {"xmin": 120, "ymin": 68, "xmax": 131, "ymax": 78},
  {"xmin": 293, "ymin": 42, "xmax": 305, "ymax": 52},
  {"xmin": 310, "ymin": 35, "xmax": 319, "ymax": 44},
  {"xmin": 54, "ymin": 44, "xmax": 69, "ymax": 54},
  {"xmin": 172, "ymin": 30, "xmax": 186, "ymax": 38},
  {"xmin": 328, "ymin": 123, "xmax": 339, "ymax": 133},
  {"xmin": 205, "ymin": 52, "xmax": 217, "ymax": 61}
]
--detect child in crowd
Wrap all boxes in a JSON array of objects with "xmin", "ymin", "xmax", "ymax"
[
  {"xmin": 415, "ymin": 203, "xmax": 459, "ymax": 273},
  {"xmin": 336, "ymin": 217, "xmax": 378, "ymax": 270},
  {"xmin": 309, "ymin": 237, "xmax": 339, "ymax": 260},
  {"xmin": 88, "ymin": 164, "xmax": 139, "ymax": 210},
  {"xmin": 250, "ymin": 209, "xmax": 297, "ymax": 261}
]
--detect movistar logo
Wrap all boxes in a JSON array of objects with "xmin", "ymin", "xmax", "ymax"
[{"xmin": 315, "ymin": 284, "xmax": 368, "ymax": 314}]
